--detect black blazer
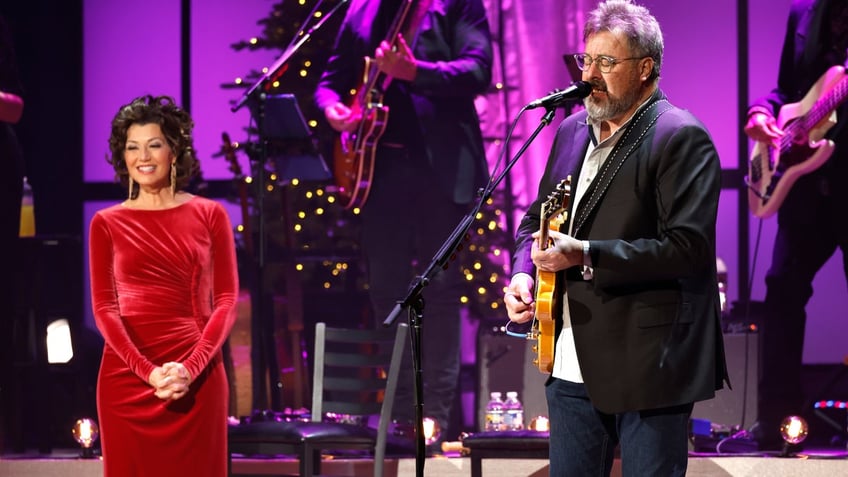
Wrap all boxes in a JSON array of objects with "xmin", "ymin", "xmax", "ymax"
[{"xmin": 513, "ymin": 91, "xmax": 729, "ymax": 414}]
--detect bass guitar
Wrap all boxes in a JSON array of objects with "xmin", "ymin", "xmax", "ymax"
[
  {"xmin": 332, "ymin": 0, "xmax": 429, "ymax": 210},
  {"xmin": 530, "ymin": 177, "xmax": 571, "ymax": 373},
  {"xmin": 747, "ymin": 64, "xmax": 848, "ymax": 218}
]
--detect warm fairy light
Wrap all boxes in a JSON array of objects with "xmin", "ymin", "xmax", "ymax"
[
  {"xmin": 262, "ymin": 67, "xmax": 269, "ymax": 73},
  {"xmin": 272, "ymin": 80, "xmax": 280, "ymax": 88},
  {"xmin": 305, "ymin": 191, "xmax": 313, "ymax": 198},
  {"xmin": 477, "ymin": 287, "xmax": 486, "ymax": 295},
  {"xmin": 234, "ymin": 77, "xmax": 243, "ymax": 85},
  {"xmin": 493, "ymin": 248, "xmax": 502, "ymax": 256},
  {"xmin": 298, "ymin": 211, "xmax": 307, "ymax": 219},
  {"xmin": 352, "ymin": 207, "xmax": 361, "ymax": 215},
  {"xmin": 308, "ymin": 119, "xmax": 318, "ymax": 127},
  {"xmin": 490, "ymin": 302, "xmax": 499, "ymax": 309},
  {"xmin": 250, "ymin": 37, "xmax": 258, "ymax": 45},
  {"xmin": 476, "ymin": 212, "xmax": 483, "ymax": 219},
  {"xmin": 245, "ymin": 176, "xmax": 253, "ymax": 184},
  {"xmin": 476, "ymin": 227, "xmax": 485, "ymax": 235},
  {"xmin": 473, "ymin": 262, "xmax": 482, "ymax": 270},
  {"xmin": 489, "ymin": 274, "xmax": 498, "ymax": 283},
  {"xmin": 464, "ymin": 273, "xmax": 473, "ymax": 281},
  {"xmin": 304, "ymin": 60, "xmax": 312, "ymax": 67},
  {"xmin": 460, "ymin": 296, "xmax": 469, "ymax": 303},
  {"xmin": 315, "ymin": 208, "xmax": 324, "ymax": 215},
  {"xmin": 290, "ymin": 178, "xmax": 299, "ymax": 186},
  {"xmin": 488, "ymin": 221, "xmax": 497, "ymax": 230},
  {"xmin": 294, "ymin": 224, "xmax": 302, "ymax": 232},
  {"xmin": 299, "ymin": 70, "xmax": 307, "ymax": 77},
  {"xmin": 296, "ymin": 263, "xmax": 304, "ymax": 271},
  {"xmin": 316, "ymin": 188, "xmax": 324, "ymax": 196},
  {"xmin": 323, "ymin": 282, "xmax": 331, "ymax": 289}
]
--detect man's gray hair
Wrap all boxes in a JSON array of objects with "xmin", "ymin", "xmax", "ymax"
[{"xmin": 584, "ymin": 0, "xmax": 664, "ymax": 81}]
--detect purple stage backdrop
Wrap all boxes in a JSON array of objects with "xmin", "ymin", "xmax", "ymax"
[{"xmin": 81, "ymin": 0, "xmax": 846, "ymax": 363}]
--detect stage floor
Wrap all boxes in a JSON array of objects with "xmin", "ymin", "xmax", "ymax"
[{"xmin": 2, "ymin": 450, "xmax": 848, "ymax": 477}]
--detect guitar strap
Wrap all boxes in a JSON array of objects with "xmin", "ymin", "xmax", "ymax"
[{"xmin": 571, "ymin": 97, "xmax": 674, "ymax": 236}]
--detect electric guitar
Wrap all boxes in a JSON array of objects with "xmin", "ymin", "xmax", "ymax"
[
  {"xmin": 332, "ymin": 0, "xmax": 428, "ymax": 210},
  {"xmin": 530, "ymin": 177, "xmax": 571, "ymax": 373},
  {"xmin": 747, "ymin": 64, "xmax": 848, "ymax": 218}
]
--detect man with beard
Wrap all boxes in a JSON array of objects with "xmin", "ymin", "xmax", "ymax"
[{"xmin": 503, "ymin": 0, "xmax": 728, "ymax": 475}]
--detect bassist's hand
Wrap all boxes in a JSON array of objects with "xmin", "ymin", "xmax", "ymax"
[
  {"xmin": 744, "ymin": 111, "xmax": 783, "ymax": 143},
  {"xmin": 324, "ymin": 103, "xmax": 360, "ymax": 132},
  {"xmin": 505, "ymin": 273, "xmax": 535, "ymax": 324}
]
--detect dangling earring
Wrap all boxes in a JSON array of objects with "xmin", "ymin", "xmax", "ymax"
[
  {"xmin": 128, "ymin": 176, "xmax": 135, "ymax": 200},
  {"xmin": 170, "ymin": 162, "xmax": 177, "ymax": 196}
]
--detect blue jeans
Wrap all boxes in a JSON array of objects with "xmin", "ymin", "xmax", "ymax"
[{"xmin": 545, "ymin": 378, "xmax": 692, "ymax": 477}]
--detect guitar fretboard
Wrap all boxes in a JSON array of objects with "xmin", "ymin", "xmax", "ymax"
[{"xmin": 782, "ymin": 70, "xmax": 848, "ymax": 153}]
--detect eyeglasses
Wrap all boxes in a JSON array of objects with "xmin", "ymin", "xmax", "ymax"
[{"xmin": 572, "ymin": 53, "xmax": 645, "ymax": 73}]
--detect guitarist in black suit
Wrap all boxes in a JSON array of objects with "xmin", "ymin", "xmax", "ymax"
[
  {"xmin": 504, "ymin": 1, "xmax": 727, "ymax": 475},
  {"xmin": 314, "ymin": 0, "xmax": 492, "ymax": 446},
  {"xmin": 743, "ymin": 0, "xmax": 848, "ymax": 451}
]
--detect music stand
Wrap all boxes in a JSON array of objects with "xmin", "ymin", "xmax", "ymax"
[{"xmin": 249, "ymin": 93, "xmax": 330, "ymax": 182}]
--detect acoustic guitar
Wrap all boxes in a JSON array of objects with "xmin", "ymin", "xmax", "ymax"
[
  {"xmin": 747, "ymin": 64, "xmax": 848, "ymax": 218},
  {"xmin": 332, "ymin": 0, "xmax": 428, "ymax": 210},
  {"xmin": 530, "ymin": 177, "xmax": 571, "ymax": 373}
]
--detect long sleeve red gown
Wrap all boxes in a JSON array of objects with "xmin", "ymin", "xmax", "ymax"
[{"xmin": 88, "ymin": 196, "xmax": 238, "ymax": 477}]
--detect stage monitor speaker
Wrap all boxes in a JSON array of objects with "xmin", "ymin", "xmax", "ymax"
[
  {"xmin": 692, "ymin": 332, "xmax": 758, "ymax": 428},
  {"xmin": 476, "ymin": 328, "xmax": 547, "ymax": 431}
]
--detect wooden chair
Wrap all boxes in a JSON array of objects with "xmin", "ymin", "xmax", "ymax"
[{"xmin": 228, "ymin": 322, "xmax": 409, "ymax": 477}]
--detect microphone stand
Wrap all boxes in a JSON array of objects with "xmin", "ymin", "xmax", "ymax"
[
  {"xmin": 229, "ymin": 0, "xmax": 348, "ymax": 411},
  {"xmin": 382, "ymin": 104, "xmax": 560, "ymax": 477}
]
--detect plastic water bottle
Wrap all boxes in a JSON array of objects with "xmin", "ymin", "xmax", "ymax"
[
  {"xmin": 504, "ymin": 391, "xmax": 524, "ymax": 431},
  {"xmin": 484, "ymin": 391, "xmax": 504, "ymax": 431},
  {"xmin": 19, "ymin": 176, "xmax": 35, "ymax": 237}
]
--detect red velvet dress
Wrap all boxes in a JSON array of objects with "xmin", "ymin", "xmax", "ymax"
[{"xmin": 88, "ymin": 196, "xmax": 238, "ymax": 477}]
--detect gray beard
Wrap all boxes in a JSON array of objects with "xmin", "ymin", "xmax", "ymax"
[{"xmin": 584, "ymin": 88, "xmax": 642, "ymax": 123}]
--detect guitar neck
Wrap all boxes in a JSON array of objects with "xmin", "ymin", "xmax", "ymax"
[
  {"xmin": 788, "ymin": 73, "xmax": 848, "ymax": 150},
  {"xmin": 359, "ymin": 0, "xmax": 419, "ymax": 103}
]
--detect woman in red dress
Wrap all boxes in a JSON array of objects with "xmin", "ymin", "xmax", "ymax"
[{"xmin": 89, "ymin": 95, "xmax": 238, "ymax": 476}]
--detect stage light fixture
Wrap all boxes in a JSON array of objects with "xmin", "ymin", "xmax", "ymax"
[
  {"xmin": 72, "ymin": 417, "xmax": 99, "ymax": 458},
  {"xmin": 46, "ymin": 318, "xmax": 74, "ymax": 364},
  {"xmin": 778, "ymin": 415, "xmax": 808, "ymax": 457},
  {"xmin": 528, "ymin": 416, "xmax": 549, "ymax": 432},
  {"xmin": 422, "ymin": 416, "xmax": 442, "ymax": 445}
]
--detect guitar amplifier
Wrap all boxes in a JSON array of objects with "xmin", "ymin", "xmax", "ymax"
[
  {"xmin": 691, "ymin": 332, "xmax": 758, "ymax": 429},
  {"xmin": 476, "ymin": 327, "xmax": 548, "ymax": 431}
]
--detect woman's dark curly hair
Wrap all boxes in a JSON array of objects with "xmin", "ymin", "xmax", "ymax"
[{"xmin": 107, "ymin": 94, "xmax": 199, "ymax": 199}]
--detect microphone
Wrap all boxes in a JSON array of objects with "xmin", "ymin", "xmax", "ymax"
[{"xmin": 526, "ymin": 81, "xmax": 593, "ymax": 109}]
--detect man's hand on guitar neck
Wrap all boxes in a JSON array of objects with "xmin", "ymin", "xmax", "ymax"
[
  {"xmin": 532, "ymin": 230, "xmax": 583, "ymax": 272},
  {"xmin": 324, "ymin": 103, "xmax": 360, "ymax": 133},
  {"xmin": 375, "ymin": 34, "xmax": 418, "ymax": 82},
  {"xmin": 744, "ymin": 109, "xmax": 784, "ymax": 143}
]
